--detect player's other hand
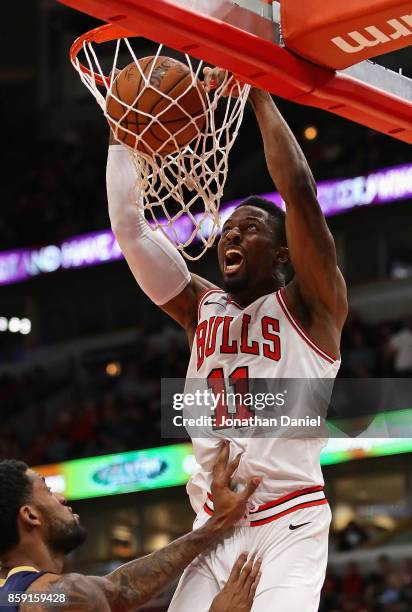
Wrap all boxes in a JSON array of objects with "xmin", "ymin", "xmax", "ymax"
[
  {"xmin": 209, "ymin": 553, "xmax": 262, "ymax": 612},
  {"xmin": 210, "ymin": 441, "xmax": 260, "ymax": 530}
]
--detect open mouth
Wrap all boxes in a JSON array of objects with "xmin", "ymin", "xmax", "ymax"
[{"xmin": 224, "ymin": 248, "xmax": 244, "ymax": 275}]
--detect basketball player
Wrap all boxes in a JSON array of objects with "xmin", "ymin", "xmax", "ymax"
[
  {"xmin": 106, "ymin": 71, "xmax": 348, "ymax": 611},
  {"xmin": 0, "ymin": 445, "xmax": 261, "ymax": 611}
]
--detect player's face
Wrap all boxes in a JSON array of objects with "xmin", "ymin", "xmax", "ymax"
[
  {"xmin": 218, "ymin": 206, "xmax": 283, "ymax": 294},
  {"xmin": 26, "ymin": 470, "xmax": 87, "ymax": 554}
]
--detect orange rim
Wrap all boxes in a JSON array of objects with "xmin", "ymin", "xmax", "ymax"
[
  {"xmin": 70, "ymin": 24, "xmax": 138, "ymax": 87},
  {"xmin": 71, "ymin": 24, "xmax": 243, "ymax": 90}
]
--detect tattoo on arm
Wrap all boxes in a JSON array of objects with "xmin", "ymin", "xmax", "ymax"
[
  {"xmin": 23, "ymin": 522, "xmax": 222, "ymax": 611},
  {"xmin": 103, "ymin": 520, "xmax": 224, "ymax": 611},
  {"xmin": 22, "ymin": 525, "xmax": 218, "ymax": 612},
  {"xmin": 21, "ymin": 442, "xmax": 244, "ymax": 612},
  {"xmin": 21, "ymin": 574, "xmax": 110, "ymax": 612}
]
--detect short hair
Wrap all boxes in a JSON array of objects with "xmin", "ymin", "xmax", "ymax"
[
  {"xmin": 236, "ymin": 196, "xmax": 286, "ymax": 247},
  {"xmin": 0, "ymin": 459, "xmax": 32, "ymax": 555}
]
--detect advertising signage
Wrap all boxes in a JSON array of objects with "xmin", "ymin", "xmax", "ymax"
[
  {"xmin": 36, "ymin": 436, "xmax": 412, "ymax": 502},
  {"xmin": 37, "ymin": 443, "xmax": 196, "ymax": 501},
  {"xmin": 2, "ymin": 162, "xmax": 412, "ymax": 287}
]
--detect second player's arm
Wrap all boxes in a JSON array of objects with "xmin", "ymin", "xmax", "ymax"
[
  {"xmin": 22, "ymin": 519, "xmax": 228, "ymax": 612},
  {"xmin": 249, "ymin": 90, "xmax": 348, "ymax": 345},
  {"xmin": 24, "ymin": 444, "xmax": 260, "ymax": 612},
  {"xmin": 26, "ymin": 517, "xmax": 231, "ymax": 611}
]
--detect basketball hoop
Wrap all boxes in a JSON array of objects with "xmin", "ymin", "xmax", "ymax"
[{"xmin": 70, "ymin": 24, "xmax": 250, "ymax": 260}]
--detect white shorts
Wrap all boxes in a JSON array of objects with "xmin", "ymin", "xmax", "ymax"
[{"xmin": 168, "ymin": 502, "xmax": 331, "ymax": 612}]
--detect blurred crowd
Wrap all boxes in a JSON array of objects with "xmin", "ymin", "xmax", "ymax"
[
  {"xmin": 341, "ymin": 316, "xmax": 412, "ymax": 378},
  {"xmin": 2, "ymin": 113, "xmax": 411, "ymax": 251},
  {"xmin": 321, "ymin": 556, "xmax": 412, "ymax": 612},
  {"xmin": 1, "ymin": 315, "xmax": 411, "ymax": 466},
  {"xmin": 0, "ymin": 323, "xmax": 189, "ymax": 465},
  {"xmin": 2, "ymin": 135, "xmax": 107, "ymax": 250},
  {"xmin": 299, "ymin": 121, "xmax": 410, "ymax": 184}
]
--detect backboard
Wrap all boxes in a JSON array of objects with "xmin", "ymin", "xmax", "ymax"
[{"xmin": 60, "ymin": 0, "xmax": 412, "ymax": 143}]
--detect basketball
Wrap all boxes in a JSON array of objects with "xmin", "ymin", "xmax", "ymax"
[{"xmin": 106, "ymin": 56, "xmax": 207, "ymax": 156}]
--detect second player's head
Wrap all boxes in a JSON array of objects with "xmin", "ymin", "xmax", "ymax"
[
  {"xmin": 0, "ymin": 459, "xmax": 87, "ymax": 562},
  {"xmin": 218, "ymin": 196, "xmax": 289, "ymax": 296}
]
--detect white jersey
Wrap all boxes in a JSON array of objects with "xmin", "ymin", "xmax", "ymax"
[{"xmin": 185, "ymin": 287, "xmax": 340, "ymax": 514}]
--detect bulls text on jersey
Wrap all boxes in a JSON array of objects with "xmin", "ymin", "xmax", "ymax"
[{"xmin": 196, "ymin": 313, "xmax": 281, "ymax": 370}]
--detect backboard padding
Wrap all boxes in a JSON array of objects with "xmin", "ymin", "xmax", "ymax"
[{"xmin": 60, "ymin": 0, "xmax": 412, "ymax": 144}]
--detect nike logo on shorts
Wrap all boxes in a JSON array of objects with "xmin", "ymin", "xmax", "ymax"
[{"xmin": 289, "ymin": 522, "xmax": 311, "ymax": 530}]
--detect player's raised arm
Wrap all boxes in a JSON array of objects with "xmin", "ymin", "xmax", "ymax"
[
  {"xmin": 248, "ymin": 89, "xmax": 348, "ymax": 346},
  {"xmin": 24, "ymin": 444, "xmax": 260, "ymax": 612},
  {"xmin": 106, "ymin": 133, "xmax": 216, "ymax": 337}
]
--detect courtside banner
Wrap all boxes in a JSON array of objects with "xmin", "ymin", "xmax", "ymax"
[
  {"xmin": 282, "ymin": 0, "xmax": 412, "ymax": 69},
  {"xmin": 33, "ymin": 438, "xmax": 412, "ymax": 501},
  {"xmin": 36, "ymin": 438, "xmax": 412, "ymax": 500},
  {"xmin": 35, "ymin": 443, "xmax": 195, "ymax": 501}
]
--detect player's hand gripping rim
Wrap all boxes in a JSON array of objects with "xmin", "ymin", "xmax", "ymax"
[
  {"xmin": 209, "ymin": 552, "xmax": 263, "ymax": 612},
  {"xmin": 210, "ymin": 441, "xmax": 261, "ymax": 530},
  {"xmin": 203, "ymin": 66, "xmax": 246, "ymax": 97}
]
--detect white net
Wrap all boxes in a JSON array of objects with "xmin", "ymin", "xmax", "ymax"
[{"xmin": 71, "ymin": 34, "xmax": 250, "ymax": 260}]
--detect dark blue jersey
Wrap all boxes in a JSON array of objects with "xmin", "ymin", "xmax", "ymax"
[{"xmin": 0, "ymin": 567, "xmax": 46, "ymax": 612}]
